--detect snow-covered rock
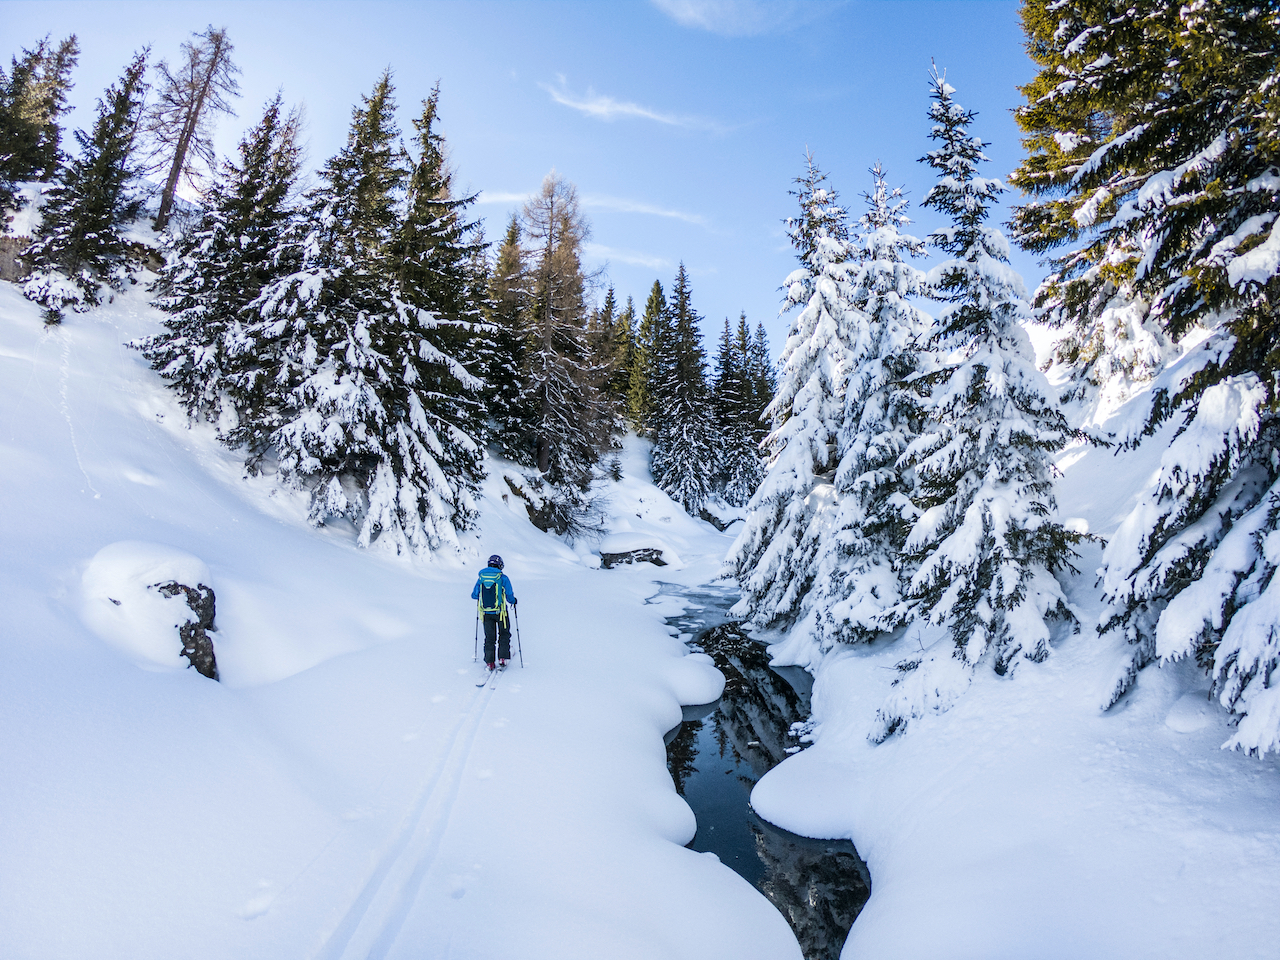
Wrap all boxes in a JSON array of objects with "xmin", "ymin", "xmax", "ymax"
[{"xmin": 80, "ymin": 540, "xmax": 215, "ymax": 673}]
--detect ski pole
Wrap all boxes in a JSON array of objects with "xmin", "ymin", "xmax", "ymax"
[
  {"xmin": 515, "ymin": 604, "xmax": 524, "ymax": 668},
  {"xmin": 473, "ymin": 608, "xmax": 479, "ymax": 662}
]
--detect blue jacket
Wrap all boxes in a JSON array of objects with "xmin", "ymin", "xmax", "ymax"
[{"xmin": 472, "ymin": 567, "xmax": 516, "ymax": 613}]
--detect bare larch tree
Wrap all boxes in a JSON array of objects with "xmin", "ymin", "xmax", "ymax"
[{"xmin": 148, "ymin": 26, "xmax": 239, "ymax": 231}]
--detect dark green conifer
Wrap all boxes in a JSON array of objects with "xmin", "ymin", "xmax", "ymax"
[
  {"xmin": 1011, "ymin": 2, "xmax": 1280, "ymax": 742},
  {"xmin": 628, "ymin": 279, "xmax": 668, "ymax": 435},
  {"xmin": 652, "ymin": 263, "xmax": 717, "ymax": 512},
  {"xmin": 486, "ymin": 213, "xmax": 537, "ymax": 461},
  {"xmin": 142, "ymin": 94, "xmax": 303, "ymax": 422},
  {"xmin": 713, "ymin": 314, "xmax": 764, "ymax": 505},
  {"xmin": 24, "ymin": 50, "xmax": 147, "ymax": 322},
  {"xmin": 747, "ymin": 321, "xmax": 776, "ymax": 446},
  {"xmin": 587, "ymin": 285, "xmax": 635, "ymax": 420},
  {"xmin": 0, "ymin": 34, "xmax": 79, "ymax": 213},
  {"xmin": 395, "ymin": 83, "xmax": 490, "ymax": 467},
  {"xmin": 242, "ymin": 71, "xmax": 483, "ymax": 553}
]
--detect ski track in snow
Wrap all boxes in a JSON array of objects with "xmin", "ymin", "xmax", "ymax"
[{"xmin": 313, "ymin": 674, "xmax": 500, "ymax": 960}]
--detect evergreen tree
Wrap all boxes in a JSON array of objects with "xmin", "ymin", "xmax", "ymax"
[
  {"xmin": 652, "ymin": 263, "xmax": 717, "ymax": 512},
  {"xmin": 614, "ymin": 295, "xmax": 636, "ymax": 402},
  {"xmin": 141, "ymin": 95, "xmax": 303, "ymax": 422},
  {"xmin": 1007, "ymin": 0, "xmax": 1280, "ymax": 748},
  {"xmin": 587, "ymin": 285, "xmax": 617, "ymax": 364},
  {"xmin": 587, "ymin": 285, "xmax": 634, "ymax": 419},
  {"xmin": 628, "ymin": 279, "xmax": 668, "ymax": 434},
  {"xmin": 520, "ymin": 171, "xmax": 610, "ymax": 482},
  {"xmin": 1007, "ymin": 0, "xmax": 1178, "ymax": 413},
  {"xmin": 145, "ymin": 26, "xmax": 240, "ymax": 231},
  {"xmin": 713, "ymin": 314, "xmax": 764, "ymax": 506},
  {"xmin": 486, "ymin": 213, "xmax": 536, "ymax": 461},
  {"xmin": 747, "ymin": 320, "xmax": 777, "ymax": 447},
  {"xmin": 0, "ymin": 34, "xmax": 79, "ymax": 214},
  {"xmin": 395, "ymin": 84, "xmax": 489, "ymax": 475},
  {"xmin": 242, "ymin": 72, "xmax": 482, "ymax": 553},
  {"xmin": 873, "ymin": 72, "xmax": 1080, "ymax": 740},
  {"xmin": 23, "ymin": 50, "xmax": 148, "ymax": 322},
  {"xmin": 1012, "ymin": 2, "xmax": 1280, "ymax": 750},
  {"xmin": 805, "ymin": 163, "xmax": 931, "ymax": 653},
  {"xmin": 728, "ymin": 154, "xmax": 858, "ymax": 627}
]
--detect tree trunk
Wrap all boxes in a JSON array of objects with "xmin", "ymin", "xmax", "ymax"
[{"xmin": 154, "ymin": 33, "xmax": 226, "ymax": 232}]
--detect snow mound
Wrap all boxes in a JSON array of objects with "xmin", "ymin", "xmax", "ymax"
[
  {"xmin": 1164, "ymin": 691, "xmax": 1217, "ymax": 733},
  {"xmin": 665, "ymin": 651, "xmax": 726, "ymax": 706},
  {"xmin": 80, "ymin": 541, "xmax": 213, "ymax": 671}
]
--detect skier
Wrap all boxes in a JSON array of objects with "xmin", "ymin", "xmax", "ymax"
[{"xmin": 472, "ymin": 554, "xmax": 517, "ymax": 670}]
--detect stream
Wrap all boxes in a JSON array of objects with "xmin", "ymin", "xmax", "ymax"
[{"xmin": 656, "ymin": 582, "xmax": 871, "ymax": 960}]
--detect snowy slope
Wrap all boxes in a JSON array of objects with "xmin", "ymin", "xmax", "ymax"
[
  {"xmin": 0, "ymin": 282, "xmax": 802, "ymax": 959},
  {"xmin": 752, "ymin": 353, "xmax": 1280, "ymax": 959}
]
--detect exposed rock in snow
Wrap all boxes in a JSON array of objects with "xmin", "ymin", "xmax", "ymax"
[
  {"xmin": 80, "ymin": 541, "xmax": 219, "ymax": 676},
  {"xmin": 601, "ymin": 547, "xmax": 668, "ymax": 569},
  {"xmin": 153, "ymin": 581, "xmax": 218, "ymax": 680}
]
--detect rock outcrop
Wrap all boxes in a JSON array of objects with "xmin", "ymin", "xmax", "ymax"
[
  {"xmin": 154, "ymin": 581, "xmax": 219, "ymax": 680},
  {"xmin": 600, "ymin": 548, "xmax": 667, "ymax": 569}
]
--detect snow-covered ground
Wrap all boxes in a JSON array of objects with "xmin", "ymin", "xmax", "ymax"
[
  {"xmin": 0, "ymin": 281, "xmax": 801, "ymax": 959},
  {"xmin": 753, "ymin": 348, "xmax": 1280, "ymax": 958},
  {"xmin": 5, "ymin": 271, "xmax": 1278, "ymax": 960}
]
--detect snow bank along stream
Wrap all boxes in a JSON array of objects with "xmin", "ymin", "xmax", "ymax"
[{"xmin": 657, "ymin": 583, "xmax": 871, "ymax": 960}]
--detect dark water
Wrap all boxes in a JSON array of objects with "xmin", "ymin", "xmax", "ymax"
[{"xmin": 656, "ymin": 583, "xmax": 871, "ymax": 960}]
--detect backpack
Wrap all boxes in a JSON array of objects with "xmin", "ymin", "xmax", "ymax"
[{"xmin": 477, "ymin": 569, "xmax": 506, "ymax": 619}]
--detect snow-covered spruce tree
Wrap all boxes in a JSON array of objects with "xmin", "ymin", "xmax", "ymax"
[
  {"xmin": 872, "ymin": 73, "xmax": 1081, "ymax": 741},
  {"xmin": 243, "ymin": 72, "xmax": 483, "ymax": 553},
  {"xmin": 1025, "ymin": 2, "xmax": 1280, "ymax": 751},
  {"xmin": 141, "ymin": 94, "xmax": 303, "ymax": 421},
  {"xmin": 0, "ymin": 34, "xmax": 79, "ymax": 215},
  {"xmin": 23, "ymin": 51, "xmax": 147, "ymax": 322},
  {"xmin": 728, "ymin": 154, "xmax": 858, "ymax": 627},
  {"xmin": 804, "ymin": 163, "xmax": 931, "ymax": 653},
  {"xmin": 712, "ymin": 314, "xmax": 764, "ymax": 507},
  {"xmin": 520, "ymin": 171, "xmax": 611, "ymax": 483},
  {"xmin": 392, "ymin": 84, "xmax": 488, "ymax": 495},
  {"xmin": 627, "ymin": 279, "xmax": 669, "ymax": 435},
  {"xmin": 1008, "ymin": 0, "xmax": 1177, "ymax": 416},
  {"xmin": 652, "ymin": 263, "xmax": 718, "ymax": 513}
]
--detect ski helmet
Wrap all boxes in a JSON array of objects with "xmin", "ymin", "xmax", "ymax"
[{"xmin": 488, "ymin": 554, "xmax": 504, "ymax": 570}]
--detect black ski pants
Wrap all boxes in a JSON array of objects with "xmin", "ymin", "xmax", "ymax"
[{"xmin": 483, "ymin": 613, "xmax": 511, "ymax": 663}]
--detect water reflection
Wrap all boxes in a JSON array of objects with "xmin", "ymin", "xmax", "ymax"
[{"xmin": 658, "ymin": 585, "xmax": 871, "ymax": 960}]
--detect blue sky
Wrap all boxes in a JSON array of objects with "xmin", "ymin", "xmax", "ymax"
[{"xmin": 8, "ymin": 0, "xmax": 1040, "ymax": 353}]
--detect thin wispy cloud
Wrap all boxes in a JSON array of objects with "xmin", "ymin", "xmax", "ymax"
[
  {"xmin": 651, "ymin": 0, "xmax": 832, "ymax": 36},
  {"xmin": 540, "ymin": 76, "xmax": 725, "ymax": 133},
  {"xmin": 584, "ymin": 243, "xmax": 672, "ymax": 271},
  {"xmin": 582, "ymin": 194, "xmax": 708, "ymax": 227},
  {"xmin": 476, "ymin": 190, "xmax": 532, "ymax": 205}
]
